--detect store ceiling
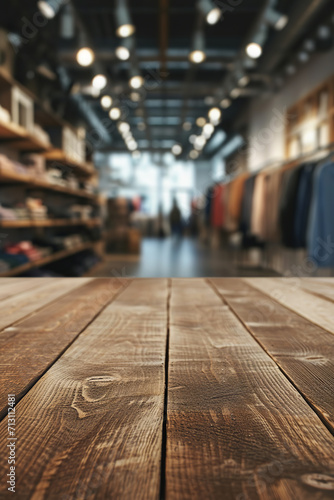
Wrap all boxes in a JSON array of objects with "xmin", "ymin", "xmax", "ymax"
[{"xmin": 1, "ymin": 0, "xmax": 334, "ymax": 158}]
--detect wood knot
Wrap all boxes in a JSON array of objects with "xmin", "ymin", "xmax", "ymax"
[{"xmin": 301, "ymin": 473, "xmax": 334, "ymax": 490}]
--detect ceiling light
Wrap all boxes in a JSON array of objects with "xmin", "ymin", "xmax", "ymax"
[
  {"xmin": 130, "ymin": 75, "xmax": 144, "ymax": 89},
  {"xmin": 194, "ymin": 135, "xmax": 207, "ymax": 150},
  {"xmin": 118, "ymin": 122, "xmax": 130, "ymax": 134},
  {"xmin": 92, "ymin": 74, "xmax": 107, "ymax": 90},
  {"xmin": 115, "ymin": 46, "xmax": 130, "ymax": 61},
  {"xmin": 203, "ymin": 123, "xmax": 214, "ymax": 138},
  {"xmin": 208, "ymin": 107, "xmax": 221, "ymax": 124},
  {"xmin": 246, "ymin": 42, "xmax": 262, "ymax": 59},
  {"xmin": 230, "ymin": 88, "xmax": 241, "ymax": 99},
  {"xmin": 183, "ymin": 121, "xmax": 192, "ymax": 131},
  {"xmin": 76, "ymin": 47, "xmax": 95, "ymax": 67},
  {"xmin": 109, "ymin": 107, "xmax": 121, "ymax": 120},
  {"xmin": 196, "ymin": 117, "xmax": 206, "ymax": 127},
  {"xmin": 127, "ymin": 140, "xmax": 137, "ymax": 151},
  {"xmin": 220, "ymin": 98, "xmax": 232, "ymax": 109},
  {"xmin": 132, "ymin": 150, "xmax": 141, "ymax": 159},
  {"xmin": 238, "ymin": 75, "xmax": 250, "ymax": 87},
  {"xmin": 137, "ymin": 122, "xmax": 146, "ymax": 131},
  {"xmin": 172, "ymin": 144, "xmax": 182, "ymax": 156},
  {"xmin": 123, "ymin": 131, "xmax": 133, "ymax": 140},
  {"xmin": 265, "ymin": 8, "xmax": 288, "ymax": 31},
  {"xmin": 189, "ymin": 29, "xmax": 206, "ymax": 64},
  {"xmin": 189, "ymin": 50, "xmax": 206, "ymax": 64},
  {"xmin": 101, "ymin": 95, "xmax": 113, "ymax": 109},
  {"xmin": 198, "ymin": 0, "xmax": 221, "ymax": 25},
  {"xmin": 189, "ymin": 134, "xmax": 197, "ymax": 144},
  {"xmin": 37, "ymin": 0, "xmax": 59, "ymax": 19},
  {"xmin": 189, "ymin": 150, "xmax": 199, "ymax": 160},
  {"xmin": 130, "ymin": 92, "xmax": 141, "ymax": 102},
  {"xmin": 115, "ymin": 0, "xmax": 135, "ymax": 38}
]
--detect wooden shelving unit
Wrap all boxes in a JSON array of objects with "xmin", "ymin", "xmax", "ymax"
[
  {"xmin": 0, "ymin": 67, "xmax": 105, "ymax": 276},
  {"xmin": 0, "ymin": 241, "xmax": 102, "ymax": 277},
  {"xmin": 0, "ymin": 218, "xmax": 102, "ymax": 229},
  {"xmin": 0, "ymin": 168, "xmax": 98, "ymax": 200}
]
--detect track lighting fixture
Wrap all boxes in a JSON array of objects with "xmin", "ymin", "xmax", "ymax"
[
  {"xmin": 246, "ymin": 24, "xmax": 267, "ymax": 59},
  {"xmin": 38, "ymin": 0, "xmax": 62, "ymax": 20},
  {"xmin": 189, "ymin": 29, "xmax": 206, "ymax": 64},
  {"xmin": 115, "ymin": 0, "xmax": 135, "ymax": 38},
  {"xmin": 265, "ymin": 8, "xmax": 288, "ymax": 31},
  {"xmin": 198, "ymin": 0, "xmax": 221, "ymax": 25}
]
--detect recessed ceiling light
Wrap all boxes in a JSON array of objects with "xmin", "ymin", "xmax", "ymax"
[
  {"xmin": 118, "ymin": 122, "xmax": 130, "ymax": 134},
  {"xmin": 203, "ymin": 123, "xmax": 214, "ymax": 138},
  {"xmin": 92, "ymin": 74, "xmax": 107, "ymax": 90},
  {"xmin": 220, "ymin": 98, "xmax": 232, "ymax": 109},
  {"xmin": 130, "ymin": 92, "xmax": 142, "ymax": 102},
  {"xmin": 101, "ymin": 95, "xmax": 113, "ymax": 109},
  {"xmin": 116, "ymin": 24, "xmax": 135, "ymax": 38},
  {"xmin": 189, "ymin": 150, "xmax": 199, "ymax": 160},
  {"xmin": 189, "ymin": 134, "xmax": 197, "ymax": 144},
  {"xmin": 246, "ymin": 42, "xmax": 263, "ymax": 59},
  {"xmin": 196, "ymin": 117, "xmax": 206, "ymax": 127},
  {"xmin": 172, "ymin": 144, "xmax": 182, "ymax": 155},
  {"xmin": 189, "ymin": 50, "xmax": 206, "ymax": 64},
  {"xmin": 208, "ymin": 107, "xmax": 221, "ymax": 124},
  {"xmin": 109, "ymin": 107, "xmax": 121, "ymax": 120},
  {"xmin": 130, "ymin": 75, "xmax": 144, "ymax": 89},
  {"xmin": 76, "ymin": 47, "xmax": 95, "ymax": 67},
  {"xmin": 115, "ymin": 46, "xmax": 130, "ymax": 61}
]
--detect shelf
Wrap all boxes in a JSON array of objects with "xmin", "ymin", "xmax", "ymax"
[
  {"xmin": 0, "ymin": 241, "xmax": 101, "ymax": 277},
  {"xmin": 0, "ymin": 118, "xmax": 51, "ymax": 152},
  {"xmin": 0, "ymin": 218, "xmax": 102, "ymax": 229},
  {"xmin": 44, "ymin": 149, "xmax": 96, "ymax": 177},
  {"xmin": 0, "ymin": 168, "xmax": 98, "ymax": 201}
]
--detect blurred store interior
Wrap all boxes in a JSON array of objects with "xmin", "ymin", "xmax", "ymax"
[{"xmin": 1, "ymin": 0, "xmax": 334, "ymax": 277}]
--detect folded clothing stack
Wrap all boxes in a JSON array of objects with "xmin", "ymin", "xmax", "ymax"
[
  {"xmin": 5, "ymin": 241, "xmax": 44, "ymax": 261},
  {"xmin": 26, "ymin": 198, "xmax": 48, "ymax": 220},
  {"xmin": 0, "ymin": 199, "xmax": 48, "ymax": 221},
  {"xmin": 33, "ymin": 234, "xmax": 85, "ymax": 252}
]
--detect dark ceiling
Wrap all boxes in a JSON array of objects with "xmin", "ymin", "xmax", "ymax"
[{"xmin": 1, "ymin": 0, "xmax": 334, "ymax": 157}]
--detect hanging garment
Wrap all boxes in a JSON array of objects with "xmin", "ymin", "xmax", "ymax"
[
  {"xmin": 251, "ymin": 172, "xmax": 267, "ymax": 239},
  {"xmin": 294, "ymin": 162, "xmax": 317, "ymax": 248},
  {"xmin": 211, "ymin": 184, "xmax": 225, "ymax": 228},
  {"xmin": 308, "ymin": 162, "xmax": 334, "ymax": 268},
  {"xmin": 278, "ymin": 164, "xmax": 304, "ymax": 247},
  {"xmin": 262, "ymin": 169, "xmax": 283, "ymax": 242},
  {"xmin": 240, "ymin": 175, "xmax": 256, "ymax": 236},
  {"xmin": 227, "ymin": 173, "xmax": 249, "ymax": 232}
]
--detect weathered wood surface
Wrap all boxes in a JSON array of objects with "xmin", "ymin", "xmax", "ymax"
[
  {"xmin": 247, "ymin": 278, "xmax": 334, "ymax": 336},
  {"xmin": 166, "ymin": 279, "xmax": 334, "ymax": 500},
  {"xmin": 0, "ymin": 279, "xmax": 169, "ymax": 500},
  {"xmin": 0, "ymin": 278, "xmax": 51, "ymax": 301},
  {"xmin": 0, "ymin": 278, "xmax": 334, "ymax": 500},
  {"xmin": 210, "ymin": 278, "xmax": 334, "ymax": 434},
  {"xmin": 0, "ymin": 278, "xmax": 128, "ymax": 418},
  {"xmin": 0, "ymin": 278, "xmax": 92, "ymax": 331}
]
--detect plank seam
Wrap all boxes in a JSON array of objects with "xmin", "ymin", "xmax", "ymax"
[
  {"xmin": 159, "ymin": 278, "xmax": 171, "ymax": 500},
  {"xmin": 207, "ymin": 279, "xmax": 334, "ymax": 438},
  {"xmin": 0, "ymin": 279, "xmax": 132, "ymax": 423},
  {"xmin": 243, "ymin": 278, "xmax": 334, "ymax": 337},
  {"xmin": 0, "ymin": 279, "xmax": 93, "ymax": 335}
]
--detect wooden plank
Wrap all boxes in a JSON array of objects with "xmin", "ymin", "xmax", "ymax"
[
  {"xmin": 0, "ymin": 278, "xmax": 129, "ymax": 418},
  {"xmin": 298, "ymin": 278, "xmax": 334, "ymax": 303},
  {"xmin": 246, "ymin": 278, "xmax": 334, "ymax": 336},
  {"xmin": 167, "ymin": 279, "xmax": 334, "ymax": 500},
  {"xmin": 0, "ymin": 278, "xmax": 92, "ymax": 331},
  {"xmin": 210, "ymin": 278, "xmax": 334, "ymax": 434},
  {"xmin": 0, "ymin": 279, "xmax": 169, "ymax": 499},
  {"xmin": 0, "ymin": 278, "xmax": 52, "ymax": 301}
]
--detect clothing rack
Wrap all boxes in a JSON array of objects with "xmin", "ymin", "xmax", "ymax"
[{"xmin": 222, "ymin": 141, "xmax": 334, "ymax": 185}]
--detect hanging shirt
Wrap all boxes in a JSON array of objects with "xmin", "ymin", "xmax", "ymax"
[
  {"xmin": 308, "ymin": 162, "xmax": 334, "ymax": 268},
  {"xmin": 294, "ymin": 163, "xmax": 317, "ymax": 248},
  {"xmin": 211, "ymin": 184, "xmax": 225, "ymax": 228},
  {"xmin": 278, "ymin": 164, "xmax": 304, "ymax": 247}
]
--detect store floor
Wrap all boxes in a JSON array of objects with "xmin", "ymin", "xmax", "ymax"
[
  {"xmin": 1, "ymin": 277, "xmax": 334, "ymax": 498},
  {"xmin": 94, "ymin": 237, "xmax": 280, "ymax": 278}
]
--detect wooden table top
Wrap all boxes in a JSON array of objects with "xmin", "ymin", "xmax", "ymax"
[{"xmin": 0, "ymin": 277, "xmax": 334, "ymax": 499}]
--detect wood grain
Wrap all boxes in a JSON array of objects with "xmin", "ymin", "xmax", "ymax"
[
  {"xmin": 0, "ymin": 278, "xmax": 51, "ymax": 301},
  {"xmin": 210, "ymin": 278, "xmax": 334, "ymax": 433},
  {"xmin": 0, "ymin": 278, "xmax": 91, "ymax": 331},
  {"xmin": 0, "ymin": 279, "xmax": 169, "ymax": 500},
  {"xmin": 0, "ymin": 278, "xmax": 128, "ymax": 418},
  {"xmin": 246, "ymin": 278, "xmax": 334, "ymax": 336},
  {"xmin": 166, "ymin": 279, "xmax": 334, "ymax": 500}
]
